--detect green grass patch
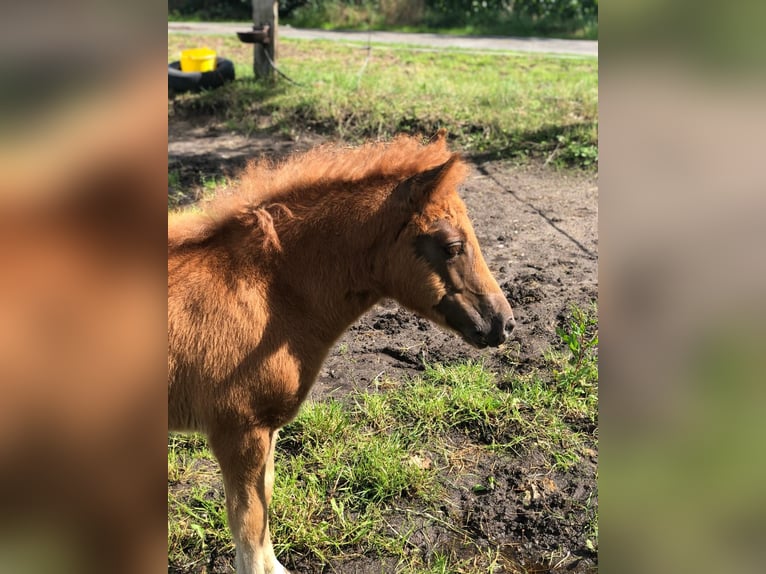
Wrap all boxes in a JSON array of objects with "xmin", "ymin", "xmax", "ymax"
[
  {"xmin": 168, "ymin": 303, "xmax": 597, "ymax": 571},
  {"xmin": 167, "ymin": 434, "xmax": 233, "ymax": 568},
  {"xmin": 169, "ymin": 34, "xmax": 597, "ymax": 169}
]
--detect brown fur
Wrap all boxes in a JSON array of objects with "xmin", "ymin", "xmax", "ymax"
[{"xmin": 168, "ymin": 133, "xmax": 513, "ymax": 574}]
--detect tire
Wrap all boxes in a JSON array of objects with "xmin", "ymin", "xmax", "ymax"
[{"xmin": 168, "ymin": 58, "xmax": 235, "ymax": 95}]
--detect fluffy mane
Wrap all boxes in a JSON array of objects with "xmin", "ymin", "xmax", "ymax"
[{"xmin": 168, "ymin": 133, "xmax": 464, "ymax": 250}]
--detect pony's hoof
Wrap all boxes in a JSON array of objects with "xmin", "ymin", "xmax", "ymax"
[{"xmin": 269, "ymin": 560, "xmax": 290, "ymax": 574}]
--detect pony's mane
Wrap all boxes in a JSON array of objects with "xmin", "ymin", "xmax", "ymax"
[{"xmin": 168, "ymin": 133, "xmax": 461, "ymax": 250}]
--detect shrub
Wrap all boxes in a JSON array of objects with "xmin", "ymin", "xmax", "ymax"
[
  {"xmin": 380, "ymin": 0, "xmax": 425, "ymax": 26},
  {"xmin": 169, "ymin": 1, "xmax": 597, "ymax": 38}
]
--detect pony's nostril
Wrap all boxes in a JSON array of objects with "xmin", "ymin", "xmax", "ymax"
[{"xmin": 505, "ymin": 317, "xmax": 517, "ymax": 335}]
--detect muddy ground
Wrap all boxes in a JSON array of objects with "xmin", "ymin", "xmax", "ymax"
[{"xmin": 169, "ymin": 119, "xmax": 598, "ymax": 573}]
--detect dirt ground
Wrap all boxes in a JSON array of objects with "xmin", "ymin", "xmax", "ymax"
[{"xmin": 169, "ymin": 119, "xmax": 598, "ymax": 573}]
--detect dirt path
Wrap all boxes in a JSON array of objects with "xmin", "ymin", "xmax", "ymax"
[
  {"xmin": 169, "ymin": 123, "xmax": 598, "ymax": 573},
  {"xmin": 168, "ymin": 22, "xmax": 598, "ymax": 58}
]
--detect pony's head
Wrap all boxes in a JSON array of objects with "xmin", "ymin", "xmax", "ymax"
[{"xmin": 381, "ymin": 134, "xmax": 515, "ymax": 349}]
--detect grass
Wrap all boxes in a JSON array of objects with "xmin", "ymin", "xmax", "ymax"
[
  {"xmin": 168, "ymin": 34, "xmax": 598, "ymax": 169},
  {"xmin": 167, "ymin": 434, "xmax": 233, "ymax": 568},
  {"xmin": 168, "ymin": 304, "xmax": 598, "ymax": 572}
]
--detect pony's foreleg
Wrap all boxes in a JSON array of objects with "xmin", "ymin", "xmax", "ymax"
[
  {"xmin": 210, "ymin": 427, "xmax": 289, "ymax": 574},
  {"xmin": 262, "ymin": 428, "xmax": 287, "ymax": 573}
]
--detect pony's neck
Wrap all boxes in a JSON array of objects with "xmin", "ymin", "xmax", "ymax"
[{"xmin": 267, "ymin": 192, "xmax": 390, "ymax": 347}]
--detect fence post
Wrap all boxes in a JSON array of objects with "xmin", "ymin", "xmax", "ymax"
[{"xmin": 252, "ymin": 0, "xmax": 278, "ymax": 80}]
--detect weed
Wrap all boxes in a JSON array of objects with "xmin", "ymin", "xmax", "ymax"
[
  {"xmin": 166, "ymin": 168, "xmax": 230, "ymax": 209},
  {"xmin": 201, "ymin": 174, "xmax": 229, "ymax": 194},
  {"xmin": 167, "ymin": 169, "xmax": 180, "ymax": 189},
  {"xmin": 551, "ymin": 302, "xmax": 598, "ymax": 397}
]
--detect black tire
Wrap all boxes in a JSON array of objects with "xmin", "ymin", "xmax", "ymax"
[{"xmin": 168, "ymin": 58, "xmax": 235, "ymax": 95}]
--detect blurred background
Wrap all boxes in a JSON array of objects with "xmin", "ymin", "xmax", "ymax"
[
  {"xmin": 0, "ymin": 2, "xmax": 167, "ymax": 573},
  {"xmin": 600, "ymin": 1, "xmax": 766, "ymax": 573}
]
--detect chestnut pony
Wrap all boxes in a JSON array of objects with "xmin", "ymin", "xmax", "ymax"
[{"xmin": 168, "ymin": 132, "xmax": 515, "ymax": 574}]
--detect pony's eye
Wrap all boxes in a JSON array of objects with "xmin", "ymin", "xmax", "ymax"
[{"xmin": 445, "ymin": 241, "xmax": 464, "ymax": 259}]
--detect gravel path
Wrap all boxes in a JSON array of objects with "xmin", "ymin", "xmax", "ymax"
[{"xmin": 168, "ymin": 22, "xmax": 597, "ymax": 58}]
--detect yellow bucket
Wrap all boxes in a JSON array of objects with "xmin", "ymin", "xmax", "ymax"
[{"xmin": 180, "ymin": 48, "xmax": 217, "ymax": 73}]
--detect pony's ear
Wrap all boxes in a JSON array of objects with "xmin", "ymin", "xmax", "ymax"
[{"xmin": 395, "ymin": 154, "xmax": 463, "ymax": 210}]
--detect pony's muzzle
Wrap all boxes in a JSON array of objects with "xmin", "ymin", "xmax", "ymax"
[
  {"xmin": 504, "ymin": 316, "xmax": 517, "ymax": 337},
  {"xmin": 436, "ymin": 291, "xmax": 515, "ymax": 348},
  {"xmin": 484, "ymin": 294, "xmax": 515, "ymax": 347}
]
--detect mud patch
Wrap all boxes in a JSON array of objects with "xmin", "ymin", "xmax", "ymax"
[{"xmin": 457, "ymin": 451, "xmax": 598, "ymax": 573}]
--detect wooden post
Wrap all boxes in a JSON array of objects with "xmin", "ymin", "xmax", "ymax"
[{"xmin": 252, "ymin": 0, "xmax": 278, "ymax": 80}]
